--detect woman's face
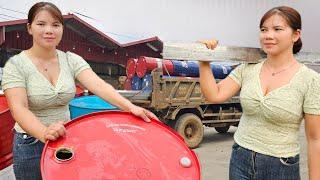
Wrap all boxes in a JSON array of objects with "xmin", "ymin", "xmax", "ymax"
[
  {"xmin": 27, "ymin": 10, "xmax": 63, "ymax": 50},
  {"xmin": 259, "ymin": 14, "xmax": 300, "ymax": 56}
]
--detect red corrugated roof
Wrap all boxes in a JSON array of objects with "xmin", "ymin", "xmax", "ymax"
[
  {"xmin": 0, "ymin": 19, "xmax": 27, "ymax": 27},
  {"xmin": 122, "ymin": 36, "xmax": 162, "ymax": 47}
]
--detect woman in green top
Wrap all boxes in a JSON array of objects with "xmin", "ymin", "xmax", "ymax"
[
  {"xmin": 199, "ymin": 6, "xmax": 320, "ymax": 180},
  {"xmin": 1, "ymin": 2, "xmax": 158, "ymax": 180}
]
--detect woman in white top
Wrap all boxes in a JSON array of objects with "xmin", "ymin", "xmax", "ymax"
[
  {"xmin": 199, "ymin": 6, "xmax": 320, "ymax": 180},
  {"xmin": 1, "ymin": 2, "xmax": 158, "ymax": 179}
]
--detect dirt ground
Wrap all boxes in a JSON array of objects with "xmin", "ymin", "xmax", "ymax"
[{"xmin": 194, "ymin": 125, "xmax": 308, "ymax": 180}]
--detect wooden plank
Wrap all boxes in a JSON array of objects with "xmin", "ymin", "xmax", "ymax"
[
  {"xmin": 294, "ymin": 52, "xmax": 320, "ymax": 63},
  {"xmin": 162, "ymin": 42, "xmax": 266, "ymax": 63},
  {"xmin": 162, "ymin": 41, "xmax": 320, "ymax": 64}
]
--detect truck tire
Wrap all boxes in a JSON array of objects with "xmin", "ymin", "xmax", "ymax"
[
  {"xmin": 175, "ymin": 113, "xmax": 203, "ymax": 149},
  {"xmin": 215, "ymin": 126, "xmax": 230, "ymax": 133}
]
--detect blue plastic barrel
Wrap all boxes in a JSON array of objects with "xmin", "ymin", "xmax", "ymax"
[
  {"xmin": 173, "ymin": 61, "xmax": 199, "ymax": 77},
  {"xmin": 69, "ymin": 95, "xmax": 117, "ymax": 119},
  {"xmin": 171, "ymin": 60, "xmax": 234, "ymax": 78},
  {"xmin": 210, "ymin": 64, "xmax": 233, "ymax": 79},
  {"xmin": 186, "ymin": 61, "xmax": 199, "ymax": 77},
  {"xmin": 172, "ymin": 60, "xmax": 189, "ymax": 76},
  {"xmin": 141, "ymin": 74, "xmax": 152, "ymax": 92},
  {"xmin": 131, "ymin": 75, "xmax": 142, "ymax": 90}
]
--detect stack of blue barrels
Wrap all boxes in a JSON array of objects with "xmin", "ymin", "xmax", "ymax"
[{"xmin": 128, "ymin": 57, "xmax": 238, "ymax": 92}]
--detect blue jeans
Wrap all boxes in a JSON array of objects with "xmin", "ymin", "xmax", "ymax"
[
  {"xmin": 229, "ymin": 143, "xmax": 300, "ymax": 180},
  {"xmin": 13, "ymin": 131, "xmax": 44, "ymax": 180}
]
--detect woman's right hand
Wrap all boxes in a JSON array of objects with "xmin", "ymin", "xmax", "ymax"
[
  {"xmin": 198, "ymin": 39, "xmax": 218, "ymax": 65},
  {"xmin": 43, "ymin": 121, "xmax": 66, "ymax": 142},
  {"xmin": 199, "ymin": 39, "xmax": 219, "ymax": 50}
]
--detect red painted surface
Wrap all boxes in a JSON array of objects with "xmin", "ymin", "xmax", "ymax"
[
  {"xmin": 75, "ymin": 85, "xmax": 84, "ymax": 97},
  {"xmin": 0, "ymin": 95, "xmax": 15, "ymax": 170},
  {"xmin": 0, "ymin": 153, "xmax": 13, "ymax": 171},
  {"xmin": 41, "ymin": 111, "xmax": 200, "ymax": 180},
  {"xmin": 136, "ymin": 56, "xmax": 174, "ymax": 78},
  {"xmin": 2, "ymin": 30, "xmax": 161, "ymax": 66},
  {"xmin": 124, "ymin": 78, "xmax": 132, "ymax": 90},
  {"xmin": 126, "ymin": 58, "xmax": 137, "ymax": 79},
  {"xmin": 1, "ymin": 15, "xmax": 162, "ymax": 67}
]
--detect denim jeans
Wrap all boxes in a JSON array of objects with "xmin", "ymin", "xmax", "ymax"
[
  {"xmin": 13, "ymin": 131, "xmax": 44, "ymax": 180},
  {"xmin": 229, "ymin": 143, "xmax": 300, "ymax": 180}
]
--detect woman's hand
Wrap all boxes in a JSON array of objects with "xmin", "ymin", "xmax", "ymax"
[
  {"xmin": 199, "ymin": 39, "xmax": 219, "ymax": 50},
  {"xmin": 76, "ymin": 69, "xmax": 160, "ymax": 123},
  {"xmin": 199, "ymin": 39, "xmax": 218, "ymax": 64},
  {"xmin": 43, "ymin": 121, "xmax": 66, "ymax": 142},
  {"xmin": 129, "ymin": 105, "xmax": 160, "ymax": 123}
]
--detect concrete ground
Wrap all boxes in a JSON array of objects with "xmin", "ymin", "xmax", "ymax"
[
  {"xmin": 194, "ymin": 125, "xmax": 308, "ymax": 180},
  {"xmin": 0, "ymin": 165, "xmax": 15, "ymax": 180}
]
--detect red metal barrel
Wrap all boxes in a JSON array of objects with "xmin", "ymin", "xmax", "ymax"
[
  {"xmin": 126, "ymin": 58, "xmax": 138, "ymax": 79},
  {"xmin": 41, "ymin": 111, "xmax": 200, "ymax": 180},
  {"xmin": 0, "ymin": 95, "xmax": 15, "ymax": 170},
  {"xmin": 135, "ymin": 56, "xmax": 174, "ymax": 78},
  {"xmin": 124, "ymin": 78, "xmax": 132, "ymax": 90}
]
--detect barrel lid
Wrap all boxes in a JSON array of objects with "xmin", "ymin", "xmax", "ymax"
[
  {"xmin": 126, "ymin": 58, "xmax": 137, "ymax": 79},
  {"xmin": 69, "ymin": 95, "xmax": 117, "ymax": 110},
  {"xmin": 41, "ymin": 111, "xmax": 200, "ymax": 180},
  {"xmin": 136, "ymin": 56, "xmax": 147, "ymax": 78}
]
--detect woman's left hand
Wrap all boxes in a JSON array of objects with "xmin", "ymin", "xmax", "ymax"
[{"xmin": 129, "ymin": 105, "xmax": 160, "ymax": 123}]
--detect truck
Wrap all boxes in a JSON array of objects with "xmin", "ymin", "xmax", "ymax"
[
  {"xmin": 119, "ymin": 68, "xmax": 242, "ymax": 148},
  {"xmin": 118, "ymin": 46, "xmax": 320, "ymax": 148}
]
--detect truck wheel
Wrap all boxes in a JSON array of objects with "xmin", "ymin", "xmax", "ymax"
[
  {"xmin": 175, "ymin": 113, "xmax": 203, "ymax": 149},
  {"xmin": 215, "ymin": 126, "xmax": 230, "ymax": 133}
]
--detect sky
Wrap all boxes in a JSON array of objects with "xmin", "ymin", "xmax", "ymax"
[{"xmin": 0, "ymin": 0, "xmax": 319, "ymax": 52}]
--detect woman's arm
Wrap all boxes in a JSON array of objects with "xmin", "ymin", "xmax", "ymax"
[
  {"xmin": 304, "ymin": 114, "xmax": 320, "ymax": 180},
  {"xmin": 199, "ymin": 40, "xmax": 241, "ymax": 103},
  {"xmin": 76, "ymin": 69, "xmax": 158, "ymax": 122},
  {"xmin": 199, "ymin": 62, "xmax": 241, "ymax": 103},
  {"xmin": 4, "ymin": 88, "xmax": 66, "ymax": 143}
]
